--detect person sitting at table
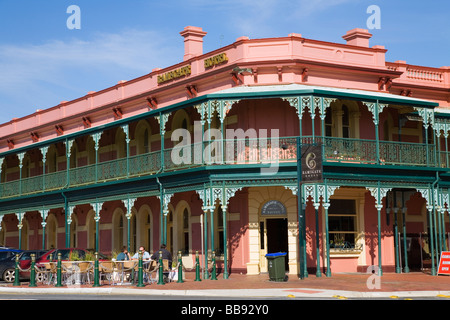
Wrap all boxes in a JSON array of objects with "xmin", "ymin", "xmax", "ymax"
[
  {"xmin": 151, "ymin": 244, "xmax": 173, "ymax": 283},
  {"xmin": 131, "ymin": 246, "xmax": 151, "ymax": 260},
  {"xmin": 116, "ymin": 246, "xmax": 131, "ymax": 261},
  {"xmin": 151, "ymin": 244, "xmax": 172, "ymax": 267}
]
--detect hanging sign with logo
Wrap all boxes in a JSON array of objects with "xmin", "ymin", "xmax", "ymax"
[
  {"xmin": 301, "ymin": 144, "xmax": 323, "ymax": 183},
  {"xmin": 438, "ymin": 251, "xmax": 450, "ymax": 275}
]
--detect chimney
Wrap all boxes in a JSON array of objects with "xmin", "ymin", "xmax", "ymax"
[
  {"xmin": 342, "ymin": 28, "xmax": 372, "ymax": 47},
  {"xmin": 180, "ymin": 26, "xmax": 207, "ymax": 61}
]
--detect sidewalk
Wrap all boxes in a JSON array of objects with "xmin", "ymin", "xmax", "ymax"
[{"xmin": 2, "ymin": 271, "xmax": 450, "ymax": 299}]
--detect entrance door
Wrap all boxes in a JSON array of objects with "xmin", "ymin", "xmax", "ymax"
[{"xmin": 266, "ymin": 218, "xmax": 289, "ymax": 271}]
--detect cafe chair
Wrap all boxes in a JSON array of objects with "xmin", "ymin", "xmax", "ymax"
[
  {"xmin": 144, "ymin": 260, "xmax": 157, "ymax": 284},
  {"xmin": 78, "ymin": 261, "xmax": 93, "ymax": 284},
  {"xmin": 99, "ymin": 261, "xmax": 115, "ymax": 285},
  {"xmin": 162, "ymin": 259, "xmax": 172, "ymax": 283},
  {"xmin": 45, "ymin": 262, "xmax": 57, "ymax": 285},
  {"xmin": 116, "ymin": 260, "xmax": 136, "ymax": 284},
  {"xmin": 61, "ymin": 261, "xmax": 74, "ymax": 285}
]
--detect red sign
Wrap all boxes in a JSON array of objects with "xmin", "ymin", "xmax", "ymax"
[{"xmin": 438, "ymin": 252, "xmax": 450, "ymax": 275}]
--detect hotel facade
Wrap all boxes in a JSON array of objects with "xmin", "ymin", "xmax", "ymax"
[{"xmin": 0, "ymin": 26, "xmax": 449, "ymax": 278}]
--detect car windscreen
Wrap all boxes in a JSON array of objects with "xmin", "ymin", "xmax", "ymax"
[
  {"xmin": 0, "ymin": 251, "xmax": 17, "ymax": 260},
  {"xmin": 20, "ymin": 251, "xmax": 46, "ymax": 260}
]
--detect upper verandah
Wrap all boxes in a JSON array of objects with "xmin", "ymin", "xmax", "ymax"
[{"xmin": 0, "ymin": 26, "xmax": 448, "ymax": 152}]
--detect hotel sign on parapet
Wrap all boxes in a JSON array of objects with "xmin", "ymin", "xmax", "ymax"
[
  {"xmin": 157, "ymin": 65, "xmax": 192, "ymax": 84},
  {"xmin": 157, "ymin": 53, "xmax": 228, "ymax": 84},
  {"xmin": 204, "ymin": 53, "xmax": 228, "ymax": 68}
]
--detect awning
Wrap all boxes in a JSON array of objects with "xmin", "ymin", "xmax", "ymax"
[{"xmin": 210, "ymin": 84, "xmax": 439, "ymax": 108}]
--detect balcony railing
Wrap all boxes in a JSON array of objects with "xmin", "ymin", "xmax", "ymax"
[{"xmin": 0, "ymin": 136, "xmax": 442, "ymax": 199}]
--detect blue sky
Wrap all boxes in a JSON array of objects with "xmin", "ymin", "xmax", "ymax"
[{"xmin": 0, "ymin": 0, "xmax": 448, "ymax": 125}]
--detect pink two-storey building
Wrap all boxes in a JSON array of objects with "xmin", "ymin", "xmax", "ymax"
[{"xmin": 0, "ymin": 26, "xmax": 449, "ymax": 278}]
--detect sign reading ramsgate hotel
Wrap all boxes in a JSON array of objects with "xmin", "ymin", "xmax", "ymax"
[
  {"xmin": 204, "ymin": 53, "xmax": 228, "ymax": 68},
  {"xmin": 157, "ymin": 65, "xmax": 192, "ymax": 84},
  {"xmin": 157, "ymin": 53, "xmax": 228, "ymax": 84}
]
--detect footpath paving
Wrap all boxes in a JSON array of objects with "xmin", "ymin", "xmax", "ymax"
[{"xmin": 1, "ymin": 271, "xmax": 450, "ymax": 299}]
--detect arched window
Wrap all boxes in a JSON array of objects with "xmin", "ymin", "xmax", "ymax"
[
  {"xmin": 119, "ymin": 215, "xmax": 124, "ymax": 246},
  {"xmin": 131, "ymin": 214, "xmax": 136, "ymax": 253},
  {"xmin": 113, "ymin": 209, "xmax": 126, "ymax": 252},
  {"xmin": 135, "ymin": 120, "xmax": 152, "ymax": 155},
  {"xmin": 167, "ymin": 210, "xmax": 173, "ymax": 254},
  {"xmin": 22, "ymin": 155, "xmax": 31, "ymax": 179},
  {"xmin": 46, "ymin": 213, "xmax": 58, "ymax": 249},
  {"xmin": 324, "ymin": 102, "xmax": 358, "ymax": 139},
  {"xmin": 182, "ymin": 208, "xmax": 189, "ymax": 255},
  {"xmin": 70, "ymin": 143, "xmax": 78, "ymax": 169},
  {"xmin": 325, "ymin": 108, "xmax": 332, "ymax": 137},
  {"xmin": 21, "ymin": 218, "xmax": 29, "ymax": 250},
  {"xmin": 0, "ymin": 221, "xmax": 5, "ymax": 246},
  {"xmin": 86, "ymin": 210, "xmax": 96, "ymax": 250},
  {"xmin": 45, "ymin": 145, "xmax": 58, "ymax": 173},
  {"xmin": 216, "ymin": 206, "xmax": 224, "ymax": 255},
  {"xmin": 144, "ymin": 128, "xmax": 149, "ymax": 154},
  {"xmin": 115, "ymin": 128, "xmax": 128, "ymax": 159},
  {"xmin": 86, "ymin": 137, "xmax": 96, "ymax": 165},
  {"xmin": 70, "ymin": 216, "xmax": 77, "ymax": 247},
  {"xmin": 171, "ymin": 110, "xmax": 190, "ymax": 133},
  {"xmin": 342, "ymin": 104, "xmax": 350, "ymax": 138}
]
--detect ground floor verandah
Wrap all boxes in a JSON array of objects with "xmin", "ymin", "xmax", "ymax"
[{"xmin": 1, "ymin": 179, "xmax": 449, "ymax": 278}]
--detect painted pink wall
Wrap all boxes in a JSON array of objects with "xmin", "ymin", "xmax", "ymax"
[
  {"xmin": 227, "ymin": 190, "xmax": 250, "ymax": 273},
  {"xmin": 1, "ymin": 27, "xmax": 447, "ymax": 153},
  {"xmin": 363, "ymin": 192, "xmax": 395, "ymax": 271},
  {"xmin": 2, "ymin": 188, "xmax": 449, "ymax": 274}
]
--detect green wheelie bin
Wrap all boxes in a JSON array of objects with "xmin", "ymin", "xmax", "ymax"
[{"xmin": 265, "ymin": 252, "xmax": 287, "ymax": 282}]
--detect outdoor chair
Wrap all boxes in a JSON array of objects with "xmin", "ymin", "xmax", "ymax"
[
  {"xmin": 45, "ymin": 262, "xmax": 57, "ymax": 285},
  {"xmin": 153, "ymin": 259, "xmax": 173, "ymax": 283},
  {"xmin": 144, "ymin": 260, "xmax": 157, "ymax": 284},
  {"xmin": 163, "ymin": 259, "xmax": 171, "ymax": 282},
  {"xmin": 99, "ymin": 261, "xmax": 115, "ymax": 285},
  {"xmin": 115, "ymin": 260, "xmax": 136, "ymax": 284},
  {"xmin": 78, "ymin": 261, "xmax": 93, "ymax": 284},
  {"xmin": 61, "ymin": 261, "xmax": 73, "ymax": 285}
]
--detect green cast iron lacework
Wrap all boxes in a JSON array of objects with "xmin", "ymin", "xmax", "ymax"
[{"xmin": 0, "ymin": 135, "xmax": 446, "ymax": 199}]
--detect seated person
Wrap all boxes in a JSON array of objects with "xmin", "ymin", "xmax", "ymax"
[
  {"xmin": 116, "ymin": 246, "xmax": 131, "ymax": 261},
  {"xmin": 151, "ymin": 244, "xmax": 173, "ymax": 282},
  {"xmin": 132, "ymin": 246, "xmax": 151, "ymax": 260}
]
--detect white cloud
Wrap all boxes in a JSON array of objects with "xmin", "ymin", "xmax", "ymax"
[{"xmin": 0, "ymin": 28, "xmax": 181, "ymax": 120}]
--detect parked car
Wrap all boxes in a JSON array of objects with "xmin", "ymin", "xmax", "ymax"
[
  {"xmin": 0, "ymin": 247, "xmax": 22, "ymax": 261},
  {"xmin": 0, "ymin": 250, "xmax": 46, "ymax": 283},
  {"xmin": 16, "ymin": 250, "xmax": 48, "ymax": 281},
  {"xmin": 0, "ymin": 255, "xmax": 18, "ymax": 283}
]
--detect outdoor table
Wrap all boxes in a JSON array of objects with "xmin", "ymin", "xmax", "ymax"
[
  {"xmin": 61, "ymin": 261, "xmax": 93, "ymax": 285},
  {"xmin": 113, "ymin": 260, "xmax": 138, "ymax": 285},
  {"xmin": 40, "ymin": 262, "xmax": 57, "ymax": 285},
  {"xmin": 114, "ymin": 259, "xmax": 154, "ymax": 284}
]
